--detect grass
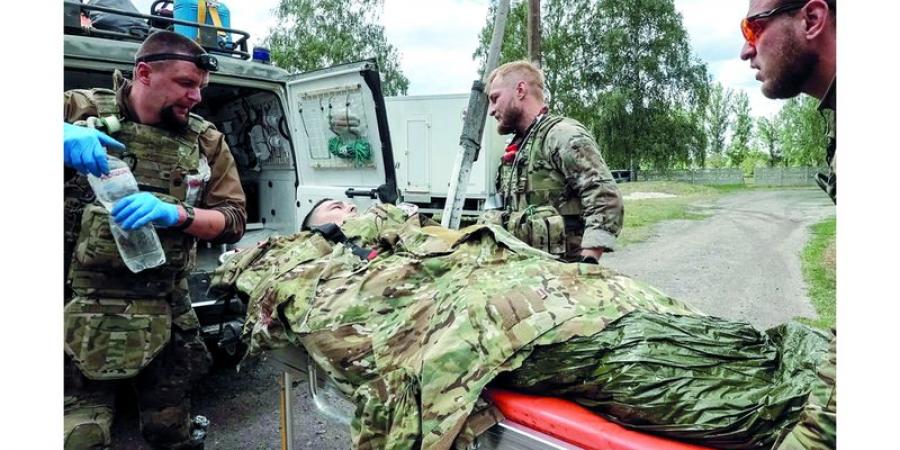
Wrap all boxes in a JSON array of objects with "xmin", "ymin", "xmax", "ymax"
[
  {"xmin": 617, "ymin": 181, "xmax": 746, "ymax": 245},
  {"xmin": 797, "ymin": 216, "xmax": 836, "ymax": 330}
]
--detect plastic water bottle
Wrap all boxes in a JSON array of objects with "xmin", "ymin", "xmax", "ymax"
[{"xmin": 87, "ymin": 156, "xmax": 167, "ymax": 273}]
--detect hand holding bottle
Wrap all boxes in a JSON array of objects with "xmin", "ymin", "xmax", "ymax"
[
  {"xmin": 112, "ymin": 192, "xmax": 180, "ymax": 230},
  {"xmin": 64, "ymin": 122, "xmax": 125, "ymax": 177}
]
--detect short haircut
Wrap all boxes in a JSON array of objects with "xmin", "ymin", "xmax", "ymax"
[
  {"xmin": 135, "ymin": 30, "xmax": 206, "ymax": 64},
  {"xmin": 779, "ymin": 0, "xmax": 835, "ymax": 13},
  {"xmin": 487, "ymin": 60, "xmax": 546, "ymax": 103},
  {"xmin": 301, "ymin": 198, "xmax": 333, "ymax": 231}
]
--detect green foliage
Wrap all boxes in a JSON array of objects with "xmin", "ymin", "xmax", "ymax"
[
  {"xmin": 798, "ymin": 216, "xmax": 836, "ymax": 330},
  {"xmin": 702, "ymin": 82, "xmax": 734, "ymax": 167},
  {"xmin": 475, "ymin": 0, "xmax": 709, "ymax": 171},
  {"xmin": 265, "ymin": 0, "xmax": 409, "ymax": 96},
  {"xmin": 726, "ymin": 91, "xmax": 754, "ymax": 168},
  {"xmin": 776, "ymin": 96, "xmax": 828, "ymax": 167},
  {"xmin": 738, "ymin": 150, "xmax": 768, "ymax": 178},
  {"xmin": 756, "ymin": 116, "xmax": 783, "ymax": 167}
]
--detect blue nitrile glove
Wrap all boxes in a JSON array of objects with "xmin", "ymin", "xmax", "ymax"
[
  {"xmin": 63, "ymin": 122, "xmax": 125, "ymax": 177},
  {"xmin": 111, "ymin": 192, "xmax": 180, "ymax": 230}
]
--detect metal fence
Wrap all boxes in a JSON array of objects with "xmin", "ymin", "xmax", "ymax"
[
  {"xmin": 636, "ymin": 168, "xmax": 744, "ymax": 185},
  {"xmin": 753, "ymin": 167, "xmax": 824, "ymax": 186}
]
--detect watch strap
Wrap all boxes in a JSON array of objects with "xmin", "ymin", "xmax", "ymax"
[{"xmin": 172, "ymin": 204, "xmax": 195, "ymax": 231}]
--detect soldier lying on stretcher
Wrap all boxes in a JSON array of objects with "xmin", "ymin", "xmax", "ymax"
[{"xmin": 210, "ymin": 201, "xmax": 835, "ymax": 450}]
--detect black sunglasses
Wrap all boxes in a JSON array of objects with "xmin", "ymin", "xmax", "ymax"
[
  {"xmin": 135, "ymin": 53, "xmax": 220, "ymax": 72},
  {"xmin": 746, "ymin": 1, "xmax": 808, "ymax": 22}
]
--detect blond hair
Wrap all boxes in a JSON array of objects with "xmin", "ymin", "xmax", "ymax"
[{"xmin": 487, "ymin": 60, "xmax": 546, "ymax": 103}]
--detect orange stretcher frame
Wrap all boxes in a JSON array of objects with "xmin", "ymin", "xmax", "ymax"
[{"xmin": 485, "ymin": 389, "xmax": 713, "ymax": 450}]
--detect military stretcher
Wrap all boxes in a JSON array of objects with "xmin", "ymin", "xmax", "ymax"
[{"xmin": 269, "ymin": 346, "xmax": 712, "ymax": 450}]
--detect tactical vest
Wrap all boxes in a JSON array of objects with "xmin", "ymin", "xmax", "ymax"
[
  {"xmin": 64, "ymin": 86, "xmax": 212, "ymax": 380},
  {"xmin": 496, "ymin": 115, "xmax": 585, "ymax": 257}
]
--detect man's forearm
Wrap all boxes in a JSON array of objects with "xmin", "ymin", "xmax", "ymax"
[{"xmin": 176, "ymin": 206, "xmax": 227, "ymax": 241}]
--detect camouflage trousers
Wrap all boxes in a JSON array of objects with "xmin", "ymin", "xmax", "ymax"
[
  {"xmin": 495, "ymin": 311, "xmax": 836, "ymax": 450},
  {"xmin": 64, "ymin": 286, "xmax": 212, "ymax": 450}
]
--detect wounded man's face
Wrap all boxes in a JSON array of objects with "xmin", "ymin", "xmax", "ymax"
[{"xmin": 305, "ymin": 200, "xmax": 359, "ymax": 228}]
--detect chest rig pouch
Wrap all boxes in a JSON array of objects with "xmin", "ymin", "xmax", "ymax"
[
  {"xmin": 497, "ymin": 116, "xmax": 569, "ymax": 256},
  {"xmin": 505, "ymin": 205, "xmax": 566, "ymax": 255},
  {"xmin": 65, "ymin": 85, "xmax": 211, "ymax": 379}
]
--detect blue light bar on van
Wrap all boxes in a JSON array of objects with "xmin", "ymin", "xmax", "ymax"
[{"xmin": 252, "ymin": 47, "xmax": 271, "ymax": 64}]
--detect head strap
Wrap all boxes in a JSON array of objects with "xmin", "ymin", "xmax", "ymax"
[{"xmin": 135, "ymin": 53, "xmax": 219, "ymax": 72}]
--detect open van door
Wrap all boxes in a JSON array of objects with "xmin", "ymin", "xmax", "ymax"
[{"xmin": 283, "ymin": 59, "xmax": 398, "ymax": 224}]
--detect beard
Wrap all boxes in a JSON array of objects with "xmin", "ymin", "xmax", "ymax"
[
  {"xmin": 762, "ymin": 37, "xmax": 819, "ymax": 99},
  {"xmin": 496, "ymin": 103, "xmax": 523, "ymax": 135},
  {"xmin": 160, "ymin": 105, "xmax": 191, "ymax": 132}
]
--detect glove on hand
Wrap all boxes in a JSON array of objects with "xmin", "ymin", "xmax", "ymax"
[
  {"xmin": 63, "ymin": 123, "xmax": 125, "ymax": 177},
  {"xmin": 111, "ymin": 192, "xmax": 180, "ymax": 230}
]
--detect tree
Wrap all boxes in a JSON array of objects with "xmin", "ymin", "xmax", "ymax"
[
  {"xmin": 775, "ymin": 97, "xmax": 828, "ymax": 167},
  {"xmin": 702, "ymin": 82, "xmax": 734, "ymax": 167},
  {"xmin": 265, "ymin": 0, "xmax": 409, "ymax": 96},
  {"xmin": 475, "ymin": 0, "xmax": 709, "ymax": 170},
  {"xmin": 726, "ymin": 91, "xmax": 753, "ymax": 168},
  {"xmin": 756, "ymin": 116, "xmax": 782, "ymax": 167}
]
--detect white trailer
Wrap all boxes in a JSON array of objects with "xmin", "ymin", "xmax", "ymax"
[{"xmin": 386, "ymin": 93, "xmax": 509, "ymax": 215}]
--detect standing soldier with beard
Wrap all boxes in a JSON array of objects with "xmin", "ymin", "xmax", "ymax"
[
  {"xmin": 739, "ymin": 2, "xmax": 836, "ymax": 448},
  {"xmin": 484, "ymin": 60, "xmax": 623, "ymax": 262},
  {"xmin": 62, "ymin": 31, "xmax": 246, "ymax": 449},
  {"xmin": 740, "ymin": 0, "xmax": 836, "ymax": 202}
]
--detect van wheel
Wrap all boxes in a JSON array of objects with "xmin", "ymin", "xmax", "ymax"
[{"xmin": 209, "ymin": 321, "xmax": 247, "ymax": 368}]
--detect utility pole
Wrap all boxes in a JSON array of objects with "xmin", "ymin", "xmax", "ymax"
[
  {"xmin": 441, "ymin": 0, "xmax": 510, "ymax": 229},
  {"xmin": 527, "ymin": 0, "xmax": 541, "ymax": 67}
]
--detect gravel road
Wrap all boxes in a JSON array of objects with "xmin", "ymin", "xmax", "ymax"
[
  {"xmin": 604, "ymin": 187, "xmax": 835, "ymax": 329},
  {"xmin": 110, "ymin": 187, "xmax": 834, "ymax": 450}
]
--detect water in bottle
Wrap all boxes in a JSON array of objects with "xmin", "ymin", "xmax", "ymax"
[{"xmin": 87, "ymin": 156, "xmax": 167, "ymax": 273}]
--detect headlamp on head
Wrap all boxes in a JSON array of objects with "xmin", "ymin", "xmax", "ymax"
[{"xmin": 135, "ymin": 53, "xmax": 220, "ymax": 72}]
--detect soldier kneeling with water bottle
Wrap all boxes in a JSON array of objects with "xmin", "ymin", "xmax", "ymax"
[{"xmin": 62, "ymin": 30, "xmax": 246, "ymax": 450}]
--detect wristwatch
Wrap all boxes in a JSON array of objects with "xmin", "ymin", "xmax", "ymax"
[{"xmin": 173, "ymin": 204, "xmax": 195, "ymax": 231}]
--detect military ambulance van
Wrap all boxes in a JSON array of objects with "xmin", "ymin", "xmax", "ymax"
[{"xmin": 64, "ymin": 1, "xmax": 398, "ymax": 363}]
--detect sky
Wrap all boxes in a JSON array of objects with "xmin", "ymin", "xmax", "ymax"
[{"xmin": 132, "ymin": 0, "xmax": 783, "ymax": 118}]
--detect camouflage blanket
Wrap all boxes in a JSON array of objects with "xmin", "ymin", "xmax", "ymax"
[{"xmin": 210, "ymin": 205, "xmax": 832, "ymax": 449}]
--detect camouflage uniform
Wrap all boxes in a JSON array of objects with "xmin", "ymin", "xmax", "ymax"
[
  {"xmin": 63, "ymin": 75, "xmax": 246, "ymax": 449},
  {"xmin": 211, "ymin": 204, "xmax": 834, "ymax": 450},
  {"xmin": 778, "ymin": 78, "xmax": 837, "ymax": 450},
  {"xmin": 814, "ymin": 78, "xmax": 837, "ymax": 204},
  {"xmin": 490, "ymin": 114, "xmax": 623, "ymax": 260}
]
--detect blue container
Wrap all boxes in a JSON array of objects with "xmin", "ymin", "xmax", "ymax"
[{"xmin": 173, "ymin": 0, "xmax": 232, "ymax": 49}]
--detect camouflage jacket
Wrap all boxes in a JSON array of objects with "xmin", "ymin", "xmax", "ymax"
[
  {"xmin": 815, "ymin": 78, "xmax": 836, "ymax": 204},
  {"xmin": 211, "ymin": 204, "xmax": 698, "ymax": 449},
  {"xmin": 496, "ymin": 115, "xmax": 623, "ymax": 253}
]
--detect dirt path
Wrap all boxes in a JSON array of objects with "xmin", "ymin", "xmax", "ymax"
[
  {"xmin": 110, "ymin": 187, "xmax": 833, "ymax": 449},
  {"xmin": 603, "ymin": 187, "xmax": 835, "ymax": 329}
]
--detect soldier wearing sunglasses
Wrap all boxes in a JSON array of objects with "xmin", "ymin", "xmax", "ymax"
[
  {"xmin": 740, "ymin": 3, "xmax": 836, "ymax": 450},
  {"xmin": 740, "ymin": 0, "xmax": 836, "ymax": 204}
]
